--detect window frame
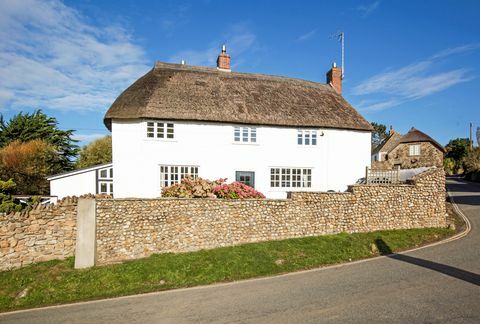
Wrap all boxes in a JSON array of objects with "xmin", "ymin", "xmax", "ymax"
[
  {"xmin": 159, "ymin": 165, "xmax": 199, "ymax": 188},
  {"xmin": 233, "ymin": 126, "xmax": 257, "ymax": 144},
  {"xmin": 297, "ymin": 130, "xmax": 318, "ymax": 146},
  {"xmin": 408, "ymin": 144, "xmax": 421, "ymax": 156},
  {"xmin": 146, "ymin": 121, "xmax": 175, "ymax": 140},
  {"xmin": 270, "ymin": 167, "xmax": 312, "ymax": 188}
]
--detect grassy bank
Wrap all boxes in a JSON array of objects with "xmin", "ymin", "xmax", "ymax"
[{"xmin": 0, "ymin": 227, "xmax": 453, "ymax": 312}]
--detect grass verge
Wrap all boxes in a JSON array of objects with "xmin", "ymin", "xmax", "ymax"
[{"xmin": 0, "ymin": 227, "xmax": 454, "ymax": 313}]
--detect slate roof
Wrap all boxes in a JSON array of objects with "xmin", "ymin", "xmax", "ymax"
[{"xmin": 104, "ymin": 61, "xmax": 373, "ymax": 132}]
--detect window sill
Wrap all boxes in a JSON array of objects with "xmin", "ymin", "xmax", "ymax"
[
  {"xmin": 144, "ymin": 138, "xmax": 177, "ymax": 143},
  {"xmin": 232, "ymin": 142, "xmax": 260, "ymax": 146}
]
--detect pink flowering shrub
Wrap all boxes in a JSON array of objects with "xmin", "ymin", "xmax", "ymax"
[
  {"xmin": 161, "ymin": 177, "xmax": 266, "ymax": 199},
  {"xmin": 162, "ymin": 177, "xmax": 226, "ymax": 198},
  {"xmin": 213, "ymin": 181, "xmax": 266, "ymax": 199}
]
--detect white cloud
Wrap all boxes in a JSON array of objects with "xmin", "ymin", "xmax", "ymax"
[
  {"xmin": 351, "ymin": 45, "xmax": 476, "ymax": 111},
  {"xmin": 73, "ymin": 133, "xmax": 108, "ymax": 144},
  {"xmin": 297, "ymin": 29, "xmax": 318, "ymax": 42},
  {"xmin": 0, "ymin": 0, "xmax": 150, "ymax": 113},
  {"xmin": 357, "ymin": 1, "xmax": 381, "ymax": 17},
  {"xmin": 169, "ymin": 23, "xmax": 257, "ymax": 68}
]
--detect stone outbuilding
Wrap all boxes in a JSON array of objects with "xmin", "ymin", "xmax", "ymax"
[{"xmin": 372, "ymin": 127, "xmax": 445, "ymax": 169}]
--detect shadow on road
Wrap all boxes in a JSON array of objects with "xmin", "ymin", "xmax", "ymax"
[
  {"xmin": 447, "ymin": 195, "xmax": 480, "ymax": 206},
  {"xmin": 374, "ymin": 239, "xmax": 480, "ymax": 286}
]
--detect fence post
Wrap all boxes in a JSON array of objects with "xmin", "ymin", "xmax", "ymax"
[
  {"xmin": 365, "ymin": 166, "xmax": 369, "ymax": 184},
  {"xmin": 75, "ymin": 198, "xmax": 96, "ymax": 269}
]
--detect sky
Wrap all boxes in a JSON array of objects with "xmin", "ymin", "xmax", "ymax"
[{"xmin": 0, "ymin": 0, "xmax": 479, "ymax": 147}]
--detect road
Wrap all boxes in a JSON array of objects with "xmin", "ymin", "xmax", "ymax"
[{"xmin": 1, "ymin": 178, "xmax": 479, "ymax": 323}]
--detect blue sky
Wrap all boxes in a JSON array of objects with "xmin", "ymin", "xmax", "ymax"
[{"xmin": 1, "ymin": 0, "xmax": 479, "ymax": 146}]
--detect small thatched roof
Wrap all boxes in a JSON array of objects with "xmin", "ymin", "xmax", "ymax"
[
  {"xmin": 104, "ymin": 62, "xmax": 373, "ymax": 131},
  {"xmin": 397, "ymin": 128, "xmax": 446, "ymax": 152},
  {"xmin": 373, "ymin": 130, "xmax": 402, "ymax": 154}
]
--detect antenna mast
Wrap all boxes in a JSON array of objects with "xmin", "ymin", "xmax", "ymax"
[{"xmin": 339, "ymin": 32, "xmax": 345, "ymax": 79}]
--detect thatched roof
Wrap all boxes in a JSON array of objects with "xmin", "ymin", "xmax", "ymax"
[
  {"xmin": 397, "ymin": 127, "xmax": 446, "ymax": 152},
  {"xmin": 104, "ymin": 62, "xmax": 373, "ymax": 131},
  {"xmin": 373, "ymin": 130, "xmax": 402, "ymax": 154}
]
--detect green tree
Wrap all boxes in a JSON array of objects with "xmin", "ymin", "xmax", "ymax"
[
  {"xmin": 0, "ymin": 110, "xmax": 79, "ymax": 172},
  {"xmin": 76, "ymin": 135, "xmax": 112, "ymax": 168},
  {"xmin": 445, "ymin": 138, "xmax": 471, "ymax": 173},
  {"xmin": 371, "ymin": 122, "xmax": 388, "ymax": 150},
  {"xmin": 0, "ymin": 179, "xmax": 22, "ymax": 213}
]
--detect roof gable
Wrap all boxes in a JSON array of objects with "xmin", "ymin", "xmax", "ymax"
[{"xmin": 104, "ymin": 62, "xmax": 373, "ymax": 132}]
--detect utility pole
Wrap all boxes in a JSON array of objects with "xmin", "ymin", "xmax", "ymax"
[{"xmin": 470, "ymin": 122, "xmax": 473, "ymax": 149}]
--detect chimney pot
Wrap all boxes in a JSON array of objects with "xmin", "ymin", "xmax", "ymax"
[
  {"xmin": 217, "ymin": 44, "xmax": 231, "ymax": 72},
  {"xmin": 326, "ymin": 64, "xmax": 342, "ymax": 94}
]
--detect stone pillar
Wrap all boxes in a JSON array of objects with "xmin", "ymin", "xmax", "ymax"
[{"xmin": 75, "ymin": 198, "xmax": 96, "ymax": 269}]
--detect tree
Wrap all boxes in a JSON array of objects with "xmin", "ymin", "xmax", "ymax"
[
  {"xmin": 76, "ymin": 135, "xmax": 112, "ymax": 169},
  {"xmin": 445, "ymin": 138, "xmax": 471, "ymax": 173},
  {"xmin": 371, "ymin": 122, "xmax": 388, "ymax": 150},
  {"xmin": 0, "ymin": 179, "xmax": 22, "ymax": 213},
  {"xmin": 0, "ymin": 110, "xmax": 79, "ymax": 171},
  {"xmin": 0, "ymin": 139, "xmax": 57, "ymax": 194}
]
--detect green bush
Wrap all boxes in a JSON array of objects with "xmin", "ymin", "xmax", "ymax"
[
  {"xmin": 464, "ymin": 148, "xmax": 480, "ymax": 174},
  {"xmin": 443, "ymin": 157, "xmax": 455, "ymax": 175},
  {"xmin": 0, "ymin": 179, "xmax": 22, "ymax": 213}
]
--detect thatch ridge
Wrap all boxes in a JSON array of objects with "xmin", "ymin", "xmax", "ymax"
[{"xmin": 104, "ymin": 61, "xmax": 373, "ymax": 132}]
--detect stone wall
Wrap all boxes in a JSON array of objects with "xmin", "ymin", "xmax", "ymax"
[
  {"xmin": 0, "ymin": 197, "xmax": 77, "ymax": 271},
  {"xmin": 95, "ymin": 168, "xmax": 447, "ymax": 264}
]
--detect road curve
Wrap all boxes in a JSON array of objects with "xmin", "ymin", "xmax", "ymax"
[{"xmin": 1, "ymin": 178, "xmax": 479, "ymax": 323}]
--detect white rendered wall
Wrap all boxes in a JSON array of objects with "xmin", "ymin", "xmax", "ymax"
[
  {"xmin": 50, "ymin": 170, "xmax": 96, "ymax": 199},
  {"xmin": 112, "ymin": 120, "xmax": 372, "ymax": 199}
]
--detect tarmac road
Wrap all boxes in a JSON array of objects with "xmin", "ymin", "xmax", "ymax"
[{"xmin": 1, "ymin": 177, "xmax": 479, "ymax": 323}]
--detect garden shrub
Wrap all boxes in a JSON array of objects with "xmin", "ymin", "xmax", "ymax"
[
  {"xmin": 0, "ymin": 179, "xmax": 22, "ymax": 213},
  {"xmin": 161, "ymin": 177, "xmax": 266, "ymax": 199},
  {"xmin": 213, "ymin": 181, "xmax": 266, "ymax": 199},
  {"xmin": 161, "ymin": 177, "xmax": 226, "ymax": 198}
]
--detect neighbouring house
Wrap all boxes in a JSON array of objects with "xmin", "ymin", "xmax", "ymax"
[
  {"xmin": 49, "ymin": 45, "xmax": 373, "ymax": 199},
  {"xmin": 372, "ymin": 127, "xmax": 445, "ymax": 170},
  {"xmin": 47, "ymin": 163, "xmax": 113, "ymax": 199}
]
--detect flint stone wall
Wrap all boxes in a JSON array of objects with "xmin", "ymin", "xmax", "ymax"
[
  {"xmin": 0, "ymin": 197, "xmax": 77, "ymax": 271},
  {"xmin": 95, "ymin": 168, "xmax": 447, "ymax": 264}
]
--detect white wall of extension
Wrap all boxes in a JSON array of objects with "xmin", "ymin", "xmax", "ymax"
[{"xmin": 111, "ymin": 119, "xmax": 371, "ymax": 199}]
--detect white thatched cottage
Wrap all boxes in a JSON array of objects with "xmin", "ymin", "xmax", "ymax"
[{"xmin": 50, "ymin": 46, "xmax": 372, "ymax": 199}]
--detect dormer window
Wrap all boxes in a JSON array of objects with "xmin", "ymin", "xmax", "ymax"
[
  {"xmin": 297, "ymin": 130, "xmax": 317, "ymax": 145},
  {"xmin": 234, "ymin": 126, "xmax": 256, "ymax": 143},
  {"xmin": 147, "ymin": 121, "xmax": 174, "ymax": 139}
]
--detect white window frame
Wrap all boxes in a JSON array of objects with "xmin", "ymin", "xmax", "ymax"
[
  {"xmin": 270, "ymin": 167, "xmax": 312, "ymax": 188},
  {"xmin": 160, "ymin": 165, "xmax": 199, "ymax": 188},
  {"xmin": 297, "ymin": 130, "xmax": 317, "ymax": 146},
  {"xmin": 409, "ymin": 144, "xmax": 421, "ymax": 156},
  {"xmin": 147, "ymin": 121, "xmax": 175, "ymax": 140},
  {"xmin": 234, "ymin": 126, "xmax": 256, "ymax": 143},
  {"xmin": 97, "ymin": 166, "xmax": 113, "ymax": 196},
  {"xmin": 98, "ymin": 181, "xmax": 114, "ymax": 195}
]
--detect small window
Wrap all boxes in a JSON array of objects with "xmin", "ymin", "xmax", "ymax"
[
  {"xmin": 409, "ymin": 144, "xmax": 421, "ymax": 156},
  {"xmin": 146, "ymin": 121, "xmax": 174, "ymax": 139},
  {"xmin": 297, "ymin": 130, "xmax": 317, "ymax": 146},
  {"xmin": 234, "ymin": 126, "xmax": 256, "ymax": 143}
]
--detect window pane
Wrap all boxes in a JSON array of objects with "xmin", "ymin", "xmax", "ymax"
[
  {"xmin": 297, "ymin": 131, "xmax": 302, "ymax": 145},
  {"xmin": 100, "ymin": 170, "xmax": 107, "ymax": 178},
  {"xmin": 109, "ymin": 168, "xmax": 113, "ymax": 178},
  {"xmin": 100, "ymin": 183, "xmax": 107, "ymax": 193},
  {"xmin": 305, "ymin": 132, "xmax": 310, "ymax": 145},
  {"xmin": 110, "ymin": 183, "xmax": 113, "ymax": 194},
  {"xmin": 312, "ymin": 132, "xmax": 317, "ymax": 145},
  {"xmin": 251, "ymin": 128, "xmax": 256, "ymax": 143},
  {"xmin": 234, "ymin": 127, "xmax": 240, "ymax": 141},
  {"xmin": 242, "ymin": 128, "xmax": 248, "ymax": 142}
]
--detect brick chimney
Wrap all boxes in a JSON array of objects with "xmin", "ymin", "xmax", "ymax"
[
  {"xmin": 216, "ymin": 44, "xmax": 231, "ymax": 72},
  {"xmin": 326, "ymin": 62, "xmax": 342, "ymax": 94}
]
